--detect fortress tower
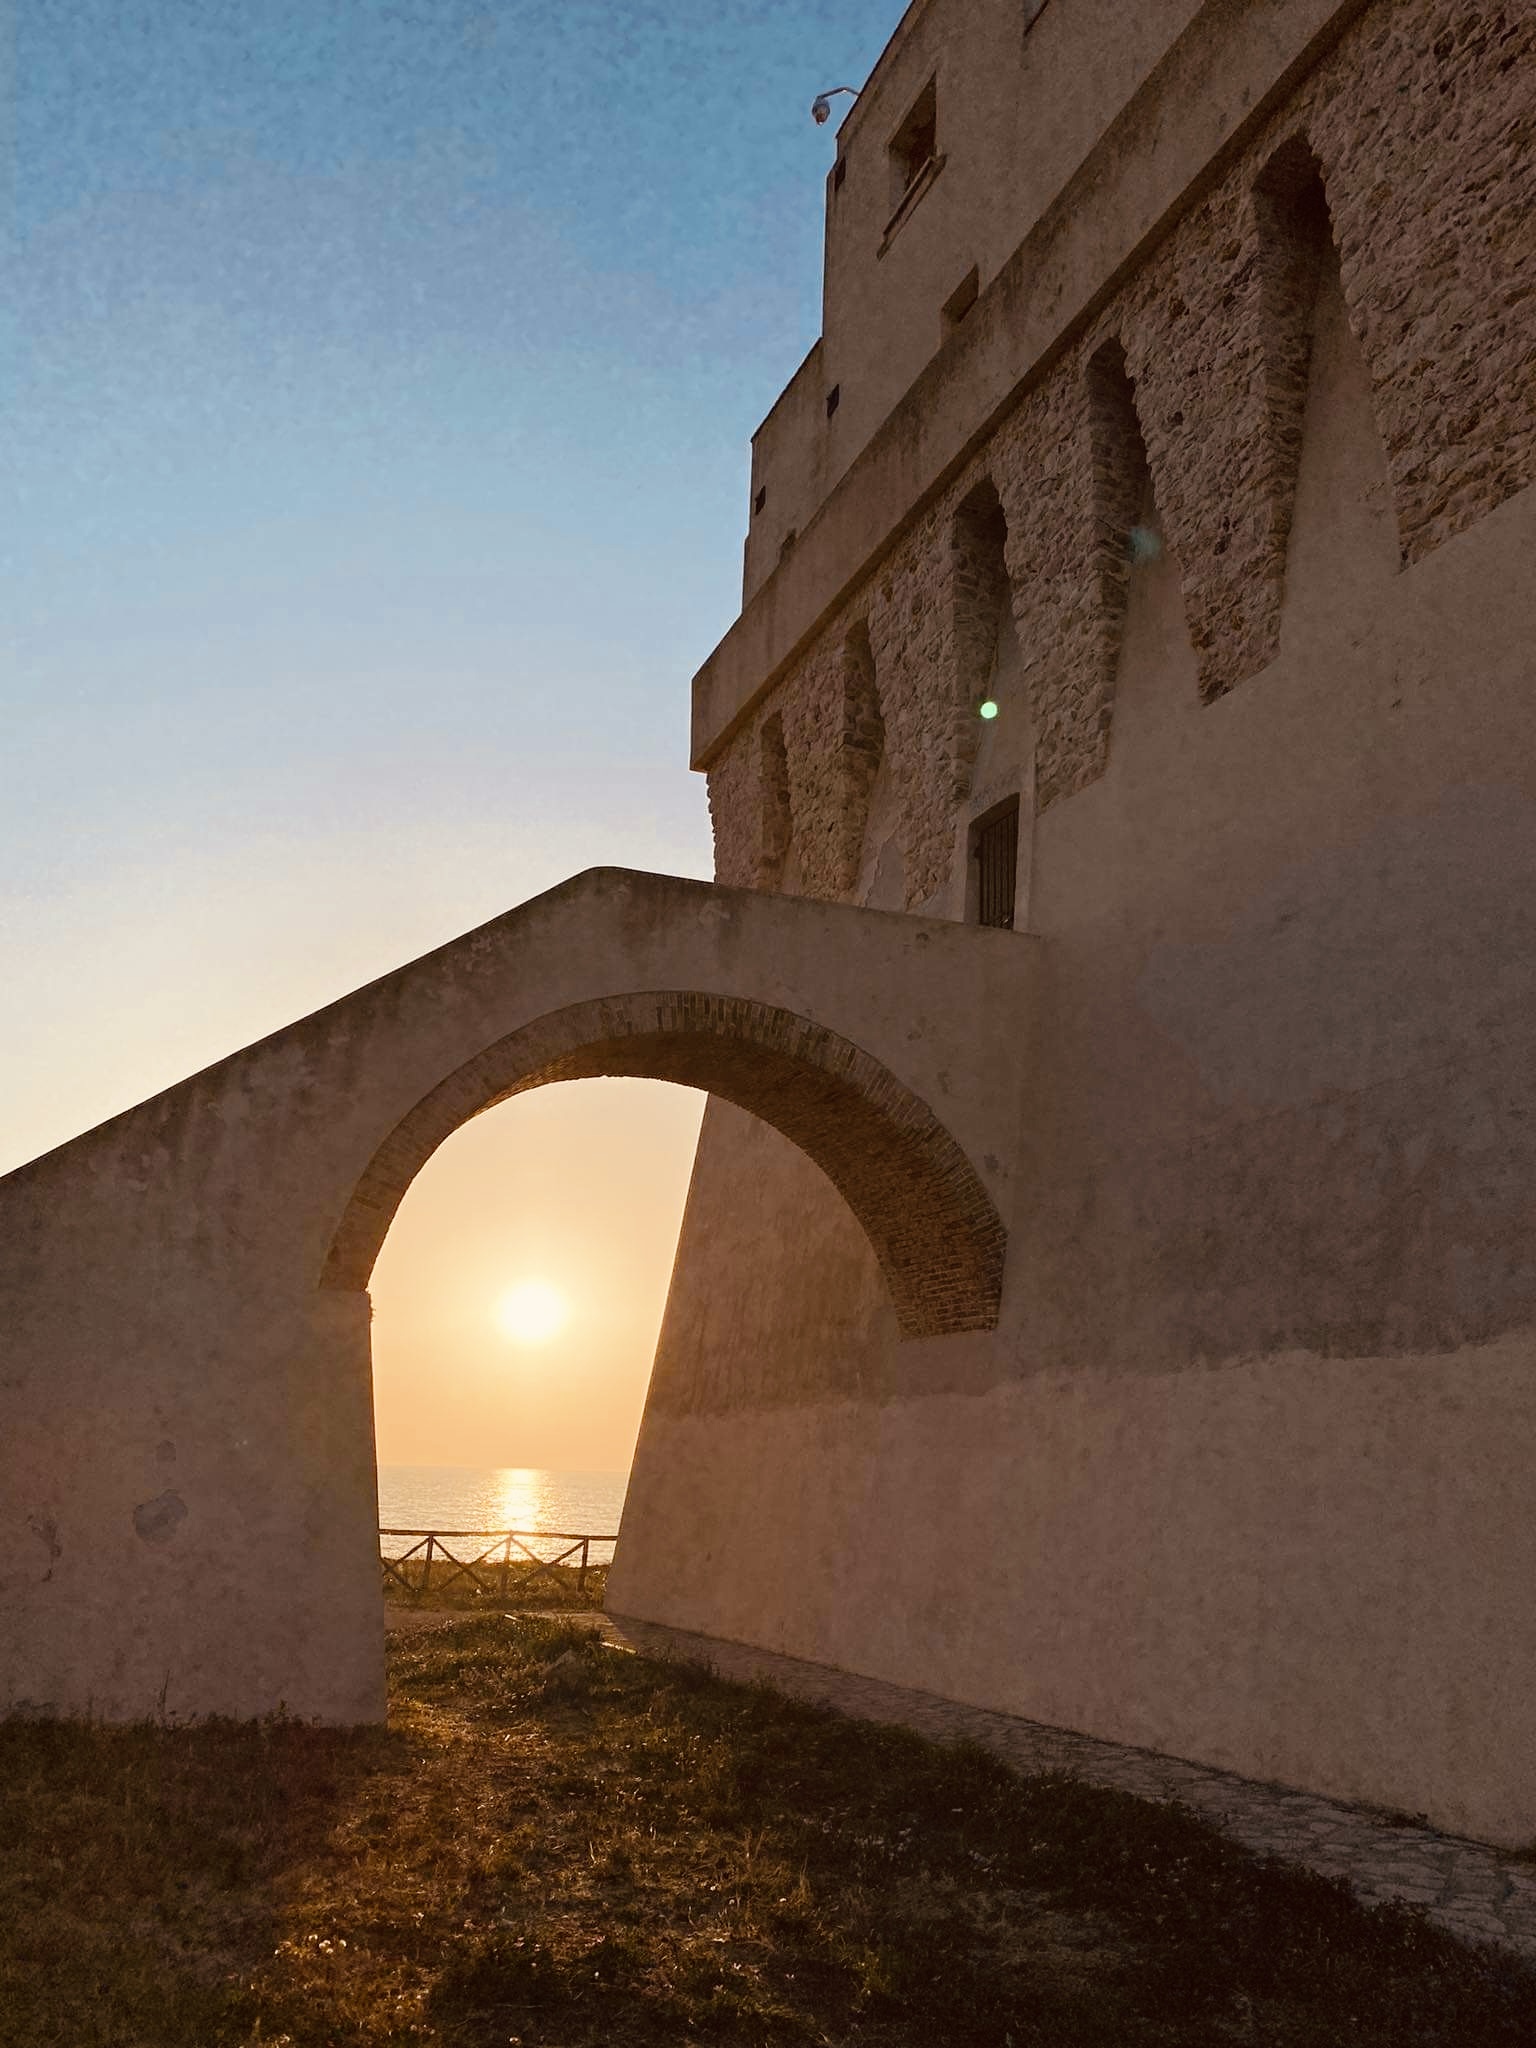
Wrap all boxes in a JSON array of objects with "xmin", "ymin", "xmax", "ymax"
[
  {"xmin": 607, "ymin": 0, "xmax": 1536, "ymax": 1842},
  {"xmin": 2, "ymin": 0, "xmax": 1533, "ymax": 1851}
]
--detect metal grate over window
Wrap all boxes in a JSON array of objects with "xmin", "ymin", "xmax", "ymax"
[{"xmin": 974, "ymin": 800, "xmax": 1019, "ymax": 929}]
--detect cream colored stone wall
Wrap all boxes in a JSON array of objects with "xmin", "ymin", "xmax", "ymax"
[
  {"xmin": 614, "ymin": 0, "xmax": 1536, "ymax": 1846},
  {"xmin": 617, "ymin": 1339, "xmax": 1536, "ymax": 1846}
]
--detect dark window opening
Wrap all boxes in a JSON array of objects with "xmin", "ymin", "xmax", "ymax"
[
  {"xmin": 943, "ymin": 266, "xmax": 979, "ymax": 332},
  {"xmin": 972, "ymin": 799, "xmax": 1019, "ymax": 930},
  {"xmin": 889, "ymin": 79, "xmax": 937, "ymax": 205},
  {"xmin": 753, "ymin": 486, "xmax": 767, "ymax": 516},
  {"xmin": 825, "ymin": 384, "xmax": 841, "ymax": 419},
  {"xmin": 832, "ymin": 156, "xmax": 847, "ymax": 192}
]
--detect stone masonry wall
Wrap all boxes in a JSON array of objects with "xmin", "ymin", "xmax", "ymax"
[{"xmin": 706, "ymin": 0, "xmax": 1536, "ymax": 908}]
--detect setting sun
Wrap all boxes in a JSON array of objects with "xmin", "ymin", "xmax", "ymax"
[{"xmin": 495, "ymin": 1279, "xmax": 570, "ymax": 1346}]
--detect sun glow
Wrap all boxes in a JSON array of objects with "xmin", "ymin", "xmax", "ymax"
[{"xmin": 495, "ymin": 1279, "xmax": 570, "ymax": 1346}]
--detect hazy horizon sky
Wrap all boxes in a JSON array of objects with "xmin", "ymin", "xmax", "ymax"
[{"xmin": 4, "ymin": 0, "xmax": 901, "ymax": 1472}]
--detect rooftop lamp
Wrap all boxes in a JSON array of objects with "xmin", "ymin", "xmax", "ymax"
[{"xmin": 811, "ymin": 86, "xmax": 860, "ymax": 125}]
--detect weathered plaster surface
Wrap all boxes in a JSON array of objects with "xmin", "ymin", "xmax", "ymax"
[
  {"xmin": 704, "ymin": 0, "xmax": 1535, "ymax": 851},
  {"xmin": 0, "ymin": 877, "xmax": 1027, "ymax": 1725},
  {"xmin": 611, "ymin": 1335, "xmax": 1536, "ymax": 1846},
  {"xmin": 620, "ymin": 70, "xmax": 1536, "ymax": 1839}
]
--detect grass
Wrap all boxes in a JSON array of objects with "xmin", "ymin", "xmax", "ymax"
[{"xmin": 2, "ymin": 1613, "xmax": 1533, "ymax": 2046}]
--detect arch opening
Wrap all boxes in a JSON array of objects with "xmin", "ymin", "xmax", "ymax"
[
  {"xmin": 368, "ymin": 1074, "xmax": 703, "ymax": 1550},
  {"xmin": 322, "ymin": 990, "xmax": 1006, "ymax": 1339}
]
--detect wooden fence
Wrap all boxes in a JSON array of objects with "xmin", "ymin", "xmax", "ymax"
[{"xmin": 380, "ymin": 1528, "xmax": 618, "ymax": 1608}]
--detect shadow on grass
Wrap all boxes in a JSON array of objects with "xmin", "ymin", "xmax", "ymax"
[
  {"xmin": 4, "ymin": 1616, "xmax": 1535, "ymax": 2047},
  {"xmin": 404, "ymin": 1620, "xmax": 1536, "ymax": 2048},
  {"xmin": 0, "ymin": 1710, "xmax": 392, "ymax": 2048}
]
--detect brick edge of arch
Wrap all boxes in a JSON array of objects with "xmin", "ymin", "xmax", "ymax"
[{"xmin": 320, "ymin": 990, "xmax": 1006, "ymax": 1339}]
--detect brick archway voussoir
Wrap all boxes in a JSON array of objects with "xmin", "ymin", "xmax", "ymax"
[{"xmin": 320, "ymin": 992, "xmax": 1004, "ymax": 1338}]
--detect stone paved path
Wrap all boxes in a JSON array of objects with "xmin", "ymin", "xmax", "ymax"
[{"xmin": 601, "ymin": 1615, "xmax": 1536, "ymax": 1962}]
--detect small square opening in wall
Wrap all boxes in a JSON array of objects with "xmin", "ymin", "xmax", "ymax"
[
  {"xmin": 889, "ymin": 78, "xmax": 937, "ymax": 204},
  {"xmin": 943, "ymin": 266, "xmax": 979, "ymax": 332},
  {"xmin": 825, "ymin": 384, "xmax": 840, "ymax": 419},
  {"xmin": 753, "ymin": 486, "xmax": 767, "ymax": 516}
]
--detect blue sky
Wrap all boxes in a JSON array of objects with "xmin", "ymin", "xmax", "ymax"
[{"xmin": 2, "ymin": 0, "xmax": 899, "ymax": 1171}]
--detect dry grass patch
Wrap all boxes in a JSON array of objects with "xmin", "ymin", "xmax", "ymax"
[{"xmin": 2, "ymin": 1614, "xmax": 1533, "ymax": 2045}]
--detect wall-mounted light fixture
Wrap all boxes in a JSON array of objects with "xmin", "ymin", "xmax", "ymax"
[{"xmin": 811, "ymin": 86, "xmax": 860, "ymax": 125}]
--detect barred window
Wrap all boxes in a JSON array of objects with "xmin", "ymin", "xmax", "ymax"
[{"xmin": 972, "ymin": 799, "xmax": 1019, "ymax": 930}]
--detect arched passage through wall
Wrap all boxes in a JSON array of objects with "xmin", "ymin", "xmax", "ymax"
[
  {"xmin": 322, "ymin": 990, "xmax": 1006, "ymax": 1341},
  {"xmin": 365, "ymin": 1072, "xmax": 702, "ymax": 1506}
]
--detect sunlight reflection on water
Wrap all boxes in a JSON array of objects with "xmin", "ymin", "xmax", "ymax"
[{"xmin": 378, "ymin": 1465, "xmax": 627, "ymax": 1557}]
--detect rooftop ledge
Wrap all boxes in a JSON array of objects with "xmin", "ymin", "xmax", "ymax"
[{"xmin": 690, "ymin": 0, "xmax": 1369, "ymax": 772}]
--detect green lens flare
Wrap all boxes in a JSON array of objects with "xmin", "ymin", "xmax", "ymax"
[{"xmin": 978, "ymin": 699, "xmax": 999, "ymax": 720}]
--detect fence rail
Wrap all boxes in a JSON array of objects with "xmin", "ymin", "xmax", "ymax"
[{"xmin": 380, "ymin": 1528, "xmax": 618, "ymax": 1608}]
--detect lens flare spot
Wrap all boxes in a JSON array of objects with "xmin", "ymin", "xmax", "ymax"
[{"xmin": 978, "ymin": 698, "xmax": 999, "ymax": 720}]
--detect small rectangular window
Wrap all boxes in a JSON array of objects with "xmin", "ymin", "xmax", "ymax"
[
  {"xmin": 888, "ymin": 79, "xmax": 937, "ymax": 205},
  {"xmin": 753, "ymin": 486, "xmax": 767, "ymax": 516},
  {"xmin": 942, "ymin": 266, "xmax": 979, "ymax": 332},
  {"xmin": 825, "ymin": 384, "xmax": 840, "ymax": 419},
  {"xmin": 972, "ymin": 799, "xmax": 1020, "ymax": 930}
]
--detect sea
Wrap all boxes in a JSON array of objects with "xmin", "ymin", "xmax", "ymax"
[{"xmin": 377, "ymin": 1465, "xmax": 628, "ymax": 1553}]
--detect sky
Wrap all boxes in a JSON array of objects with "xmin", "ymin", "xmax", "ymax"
[{"xmin": 2, "ymin": 0, "xmax": 901, "ymax": 1474}]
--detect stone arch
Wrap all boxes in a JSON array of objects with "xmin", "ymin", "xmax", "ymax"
[{"xmin": 321, "ymin": 990, "xmax": 1006, "ymax": 1338}]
